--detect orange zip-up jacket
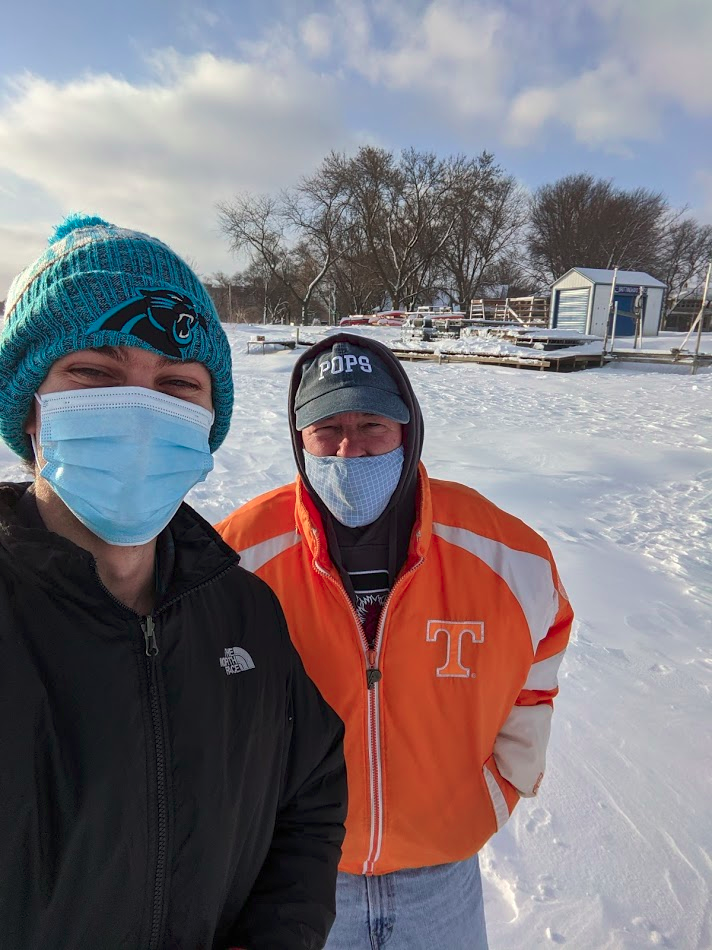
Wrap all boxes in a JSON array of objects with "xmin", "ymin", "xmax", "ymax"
[{"xmin": 216, "ymin": 464, "xmax": 573, "ymax": 876}]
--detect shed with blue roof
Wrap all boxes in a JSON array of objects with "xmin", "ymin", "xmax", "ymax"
[{"xmin": 551, "ymin": 267, "xmax": 665, "ymax": 338}]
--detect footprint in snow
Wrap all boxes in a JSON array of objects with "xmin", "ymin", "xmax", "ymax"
[
  {"xmin": 535, "ymin": 877, "xmax": 557, "ymax": 902},
  {"xmin": 525, "ymin": 806, "xmax": 552, "ymax": 834}
]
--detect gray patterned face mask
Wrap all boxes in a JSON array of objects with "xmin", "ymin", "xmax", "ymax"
[{"xmin": 304, "ymin": 446, "xmax": 405, "ymax": 527}]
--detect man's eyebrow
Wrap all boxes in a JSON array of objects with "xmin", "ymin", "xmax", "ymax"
[{"xmin": 85, "ymin": 346, "xmax": 201, "ymax": 368}]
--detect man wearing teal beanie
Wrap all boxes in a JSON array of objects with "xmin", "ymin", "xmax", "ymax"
[{"xmin": 0, "ymin": 215, "xmax": 346, "ymax": 949}]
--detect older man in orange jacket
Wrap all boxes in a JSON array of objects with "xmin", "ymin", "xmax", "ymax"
[{"xmin": 217, "ymin": 333, "xmax": 573, "ymax": 950}]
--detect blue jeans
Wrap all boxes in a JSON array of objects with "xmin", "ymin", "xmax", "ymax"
[{"xmin": 324, "ymin": 853, "xmax": 488, "ymax": 949}]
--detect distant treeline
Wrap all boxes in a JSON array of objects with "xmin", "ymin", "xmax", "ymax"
[{"xmin": 209, "ymin": 147, "xmax": 711, "ymax": 324}]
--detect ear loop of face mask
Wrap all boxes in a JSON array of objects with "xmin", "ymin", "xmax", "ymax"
[{"xmin": 30, "ymin": 396, "xmax": 42, "ymax": 469}]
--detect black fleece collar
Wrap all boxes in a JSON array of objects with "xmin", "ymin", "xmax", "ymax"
[{"xmin": 0, "ymin": 482, "xmax": 238, "ymax": 612}]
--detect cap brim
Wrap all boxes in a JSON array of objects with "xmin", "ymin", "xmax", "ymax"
[{"xmin": 296, "ymin": 387, "xmax": 410, "ymax": 430}]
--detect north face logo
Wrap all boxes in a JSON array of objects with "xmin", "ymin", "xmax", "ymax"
[
  {"xmin": 318, "ymin": 353, "xmax": 372, "ymax": 379},
  {"xmin": 426, "ymin": 620, "xmax": 484, "ymax": 677},
  {"xmin": 219, "ymin": 647, "xmax": 255, "ymax": 675}
]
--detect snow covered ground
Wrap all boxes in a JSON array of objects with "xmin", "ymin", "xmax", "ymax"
[{"xmin": 1, "ymin": 324, "xmax": 710, "ymax": 949}]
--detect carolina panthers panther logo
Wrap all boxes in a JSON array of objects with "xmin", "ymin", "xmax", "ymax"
[{"xmin": 87, "ymin": 289, "xmax": 207, "ymax": 359}]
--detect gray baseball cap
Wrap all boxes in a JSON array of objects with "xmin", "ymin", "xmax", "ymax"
[{"xmin": 295, "ymin": 340, "xmax": 410, "ymax": 431}]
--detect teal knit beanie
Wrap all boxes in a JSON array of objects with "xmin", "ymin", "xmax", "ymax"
[{"xmin": 0, "ymin": 213, "xmax": 233, "ymax": 460}]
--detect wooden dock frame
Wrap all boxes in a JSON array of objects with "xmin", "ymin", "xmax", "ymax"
[
  {"xmin": 246, "ymin": 337, "xmax": 296, "ymax": 354},
  {"xmin": 391, "ymin": 346, "xmax": 712, "ymax": 373},
  {"xmin": 391, "ymin": 348, "xmax": 601, "ymax": 372},
  {"xmin": 246, "ymin": 329, "xmax": 317, "ymax": 355},
  {"xmin": 602, "ymin": 349, "xmax": 712, "ymax": 370}
]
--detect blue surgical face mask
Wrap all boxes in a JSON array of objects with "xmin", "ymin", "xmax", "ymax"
[
  {"xmin": 34, "ymin": 386, "xmax": 215, "ymax": 545},
  {"xmin": 304, "ymin": 446, "xmax": 404, "ymax": 528}
]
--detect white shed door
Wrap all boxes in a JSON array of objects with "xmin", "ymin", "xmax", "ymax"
[{"xmin": 555, "ymin": 288, "xmax": 590, "ymax": 331}]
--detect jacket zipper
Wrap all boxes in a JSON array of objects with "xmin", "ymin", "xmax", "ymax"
[
  {"xmin": 137, "ymin": 564, "xmax": 238, "ymax": 945},
  {"xmin": 314, "ymin": 544, "xmax": 424, "ymax": 875},
  {"xmin": 141, "ymin": 615, "xmax": 168, "ymax": 950},
  {"xmin": 89, "ymin": 557, "xmax": 239, "ymax": 945}
]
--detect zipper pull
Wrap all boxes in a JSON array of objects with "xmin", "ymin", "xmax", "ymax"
[
  {"xmin": 367, "ymin": 668, "xmax": 382, "ymax": 689},
  {"xmin": 366, "ymin": 648, "xmax": 382, "ymax": 689},
  {"xmin": 142, "ymin": 616, "xmax": 159, "ymax": 657}
]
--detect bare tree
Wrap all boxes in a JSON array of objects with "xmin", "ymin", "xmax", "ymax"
[
  {"xmin": 656, "ymin": 216, "xmax": 712, "ymax": 313},
  {"xmin": 322, "ymin": 146, "xmax": 458, "ymax": 310},
  {"xmin": 527, "ymin": 173, "xmax": 668, "ymax": 286},
  {"xmin": 242, "ymin": 259, "xmax": 293, "ymax": 324},
  {"xmin": 328, "ymin": 244, "xmax": 389, "ymax": 317},
  {"xmin": 481, "ymin": 254, "xmax": 540, "ymax": 298},
  {"xmin": 217, "ymin": 169, "xmax": 346, "ymax": 324},
  {"xmin": 434, "ymin": 152, "xmax": 526, "ymax": 307},
  {"xmin": 203, "ymin": 271, "xmax": 246, "ymax": 322},
  {"xmin": 326, "ymin": 218, "xmax": 389, "ymax": 317}
]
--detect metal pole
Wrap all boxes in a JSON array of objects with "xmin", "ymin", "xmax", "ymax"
[
  {"xmin": 606, "ymin": 267, "xmax": 619, "ymax": 333},
  {"xmin": 691, "ymin": 262, "xmax": 711, "ymax": 375},
  {"xmin": 680, "ymin": 263, "xmax": 711, "ymax": 351},
  {"xmin": 601, "ymin": 267, "xmax": 618, "ymax": 363},
  {"xmin": 610, "ymin": 301, "xmax": 618, "ymax": 353}
]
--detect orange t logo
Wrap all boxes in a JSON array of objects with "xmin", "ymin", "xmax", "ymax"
[{"xmin": 426, "ymin": 620, "xmax": 484, "ymax": 677}]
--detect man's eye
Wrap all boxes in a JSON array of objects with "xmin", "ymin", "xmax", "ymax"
[
  {"xmin": 165, "ymin": 378, "xmax": 199, "ymax": 390},
  {"xmin": 74, "ymin": 366, "xmax": 111, "ymax": 378}
]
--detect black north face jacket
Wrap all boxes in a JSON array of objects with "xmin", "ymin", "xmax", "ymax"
[{"xmin": 0, "ymin": 483, "xmax": 346, "ymax": 950}]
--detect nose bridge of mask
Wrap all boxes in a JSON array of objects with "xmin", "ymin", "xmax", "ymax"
[
  {"xmin": 37, "ymin": 385, "xmax": 214, "ymax": 429},
  {"xmin": 37, "ymin": 386, "xmax": 214, "ymax": 454},
  {"xmin": 319, "ymin": 454, "xmax": 373, "ymax": 501}
]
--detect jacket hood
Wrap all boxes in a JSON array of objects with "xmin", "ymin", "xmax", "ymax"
[{"xmin": 288, "ymin": 332, "xmax": 424, "ymax": 522}]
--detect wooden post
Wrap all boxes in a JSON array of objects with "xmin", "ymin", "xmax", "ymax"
[{"xmin": 691, "ymin": 262, "xmax": 711, "ymax": 375}]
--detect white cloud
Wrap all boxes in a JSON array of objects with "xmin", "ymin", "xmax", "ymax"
[
  {"xmin": 332, "ymin": 0, "xmax": 511, "ymax": 120},
  {"xmin": 321, "ymin": 0, "xmax": 712, "ymax": 148},
  {"xmin": 506, "ymin": 0, "xmax": 712, "ymax": 147},
  {"xmin": 0, "ymin": 51, "xmax": 354, "ymax": 291},
  {"xmin": 300, "ymin": 14, "xmax": 333, "ymax": 58},
  {"xmin": 507, "ymin": 60, "xmax": 659, "ymax": 152}
]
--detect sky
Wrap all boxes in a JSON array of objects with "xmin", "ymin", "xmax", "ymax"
[
  {"xmin": 1, "ymin": 0, "xmax": 711, "ymax": 294},
  {"xmin": 3, "ymin": 323, "xmax": 709, "ymax": 947}
]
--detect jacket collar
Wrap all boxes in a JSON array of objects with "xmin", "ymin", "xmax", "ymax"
[{"xmin": 0, "ymin": 481, "xmax": 239, "ymax": 613}]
